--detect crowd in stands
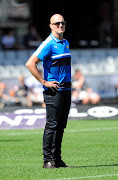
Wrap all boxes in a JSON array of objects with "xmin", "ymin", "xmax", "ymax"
[
  {"xmin": 1, "ymin": 25, "xmax": 43, "ymax": 50},
  {"xmin": 0, "ymin": 70, "xmax": 45, "ymax": 108},
  {"xmin": 71, "ymin": 69, "xmax": 100, "ymax": 107},
  {"xmin": 0, "ymin": 25, "xmax": 102, "ymax": 109},
  {"xmin": 0, "ymin": 0, "xmax": 112, "ymax": 51},
  {"xmin": 0, "ymin": 69, "xmax": 101, "ymax": 109}
]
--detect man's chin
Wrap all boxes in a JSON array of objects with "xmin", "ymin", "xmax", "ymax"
[{"xmin": 58, "ymin": 30, "xmax": 65, "ymax": 34}]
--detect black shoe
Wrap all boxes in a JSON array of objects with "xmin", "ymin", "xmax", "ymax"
[
  {"xmin": 43, "ymin": 161, "xmax": 56, "ymax": 168},
  {"xmin": 55, "ymin": 160, "xmax": 68, "ymax": 168}
]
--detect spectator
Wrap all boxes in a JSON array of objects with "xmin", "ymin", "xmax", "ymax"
[
  {"xmin": 115, "ymin": 83, "xmax": 118, "ymax": 96},
  {"xmin": 0, "ymin": 79, "xmax": 17, "ymax": 108},
  {"xmin": 0, "ymin": 79, "xmax": 7, "ymax": 108},
  {"xmin": 72, "ymin": 69, "xmax": 86, "ymax": 90},
  {"xmin": 23, "ymin": 25, "xmax": 43, "ymax": 49},
  {"xmin": 14, "ymin": 75, "xmax": 32, "ymax": 107},
  {"xmin": 1, "ymin": 28, "xmax": 19, "ymax": 50},
  {"xmin": 25, "ymin": 70, "xmax": 45, "ymax": 107},
  {"xmin": 72, "ymin": 69, "xmax": 100, "ymax": 106}
]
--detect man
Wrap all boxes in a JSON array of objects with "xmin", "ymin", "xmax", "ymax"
[{"xmin": 26, "ymin": 14, "xmax": 71, "ymax": 168}]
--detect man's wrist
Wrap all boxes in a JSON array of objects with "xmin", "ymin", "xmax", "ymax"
[{"xmin": 42, "ymin": 80, "xmax": 47, "ymax": 86}]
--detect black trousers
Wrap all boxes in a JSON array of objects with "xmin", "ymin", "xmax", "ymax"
[{"xmin": 43, "ymin": 90, "xmax": 71, "ymax": 163}]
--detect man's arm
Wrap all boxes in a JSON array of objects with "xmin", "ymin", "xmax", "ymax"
[{"xmin": 26, "ymin": 55, "xmax": 60, "ymax": 91}]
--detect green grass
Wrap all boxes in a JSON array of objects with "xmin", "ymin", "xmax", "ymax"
[{"xmin": 0, "ymin": 119, "xmax": 118, "ymax": 180}]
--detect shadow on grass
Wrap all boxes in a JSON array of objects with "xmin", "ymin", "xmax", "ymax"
[
  {"xmin": 68, "ymin": 164, "xmax": 118, "ymax": 168},
  {"xmin": 0, "ymin": 139, "xmax": 33, "ymax": 142}
]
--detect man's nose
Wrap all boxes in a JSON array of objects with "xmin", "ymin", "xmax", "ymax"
[{"xmin": 60, "ymin": 23, "xmax": 63, "ymax": 27}]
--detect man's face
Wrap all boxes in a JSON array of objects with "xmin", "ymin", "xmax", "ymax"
[{"xmin": 50, "ymin": 15, "xmax": 66, "ymax": 35}]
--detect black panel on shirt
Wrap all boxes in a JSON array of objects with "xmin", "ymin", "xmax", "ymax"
[{"xmin": 52, "ymin": 57, "xmax": 71, "ymax": 67}]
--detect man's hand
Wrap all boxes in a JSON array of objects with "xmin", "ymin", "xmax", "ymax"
[{"xmin": 43, "ymin": 81, "xmax": 60, "ymax": 92}]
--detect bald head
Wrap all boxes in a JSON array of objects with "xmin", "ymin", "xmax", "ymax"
[
  {"xmin": 50, "ymin": 14, "xmax": 64, "ymax": 24},
  {"xmin": 49, "ymin": 14, "xmax": 65, "ymax": 40}
]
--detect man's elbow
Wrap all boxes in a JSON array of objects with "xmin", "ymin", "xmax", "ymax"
[
  {"xmin": 25, "ymin": 61, "xmax": 30, "ymax": 68},
  {"xmin": 26, "ymin": 59, "xmax": 33, "ymax": 69}
]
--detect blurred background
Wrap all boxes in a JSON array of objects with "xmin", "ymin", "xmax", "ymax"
[{"xmin": 0, "ymin": 0, "xmax": 118, "ymax": 108}]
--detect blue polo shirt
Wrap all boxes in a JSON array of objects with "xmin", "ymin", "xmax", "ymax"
[{"xmin": 33, "ymin": 33, "xmax": 71, "ymax": 91}]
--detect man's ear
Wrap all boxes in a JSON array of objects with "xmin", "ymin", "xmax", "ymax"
[{"xmin": 49, "ymin": 24, "xmax": 53, "ymax": 30}]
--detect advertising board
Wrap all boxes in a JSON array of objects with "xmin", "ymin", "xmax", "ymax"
[{"xmin": 1, "ymin": 106, "xmax": 118, "ymax": 129}]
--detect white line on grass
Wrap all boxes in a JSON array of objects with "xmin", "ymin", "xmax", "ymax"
[
  {"xmin": 0, "ymin": 131, "xmax": 43, "ymax": 136},
  {"xmin": 40, "ymin": 173, "xmax": 118, "ymax": 180},
  {"xmin": 0, "ymin": 127, "xmax": 118, "ymax": 136},
  {"xmin": 65, "ymin": 127, "xmax": 118, "ymax": 133}
]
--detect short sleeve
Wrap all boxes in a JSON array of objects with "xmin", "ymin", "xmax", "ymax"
[{"xmin": 33, "ymin": 37, "xmax": 52, "ymax": 61}]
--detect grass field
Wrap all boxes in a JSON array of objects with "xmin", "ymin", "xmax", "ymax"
[{"xmin": 0, "ymin": 119, "xmax": 118, "ymax": 180}]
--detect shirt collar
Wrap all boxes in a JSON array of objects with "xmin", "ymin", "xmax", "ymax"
[{"xmin": 50, "ymin": 33, "xmax": 64, "ymax": 43}]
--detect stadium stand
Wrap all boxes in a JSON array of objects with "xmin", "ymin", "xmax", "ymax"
[
  {"xmin": 0, "ymin": 50, "xmax": 117, "ymax": 75},
  {"xmin": 0, "ymin": 49, "xmax": 118, "ymax": 101}
]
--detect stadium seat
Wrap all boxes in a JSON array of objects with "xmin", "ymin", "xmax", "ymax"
[
  {"xmin": 87, "ymin": 63, "xmax": 98, "ymax": 74},
  {"xmin": 105, "ymin": 56, "xmax": 116, "ymax": 73},
  {"xmin": 89, "ymin": 40, "xmax": 99, "ymax": 47},
  {"xmin": 0, "ymin": 65, "xmax": 5, "ymax": 78},
  {"xmin": 78, "ymin": 40, "xmax": 88, "ymax": 48},
  {"xmin": 0, "ymin": 52, "xmax": 4, "ymax": 65}
]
